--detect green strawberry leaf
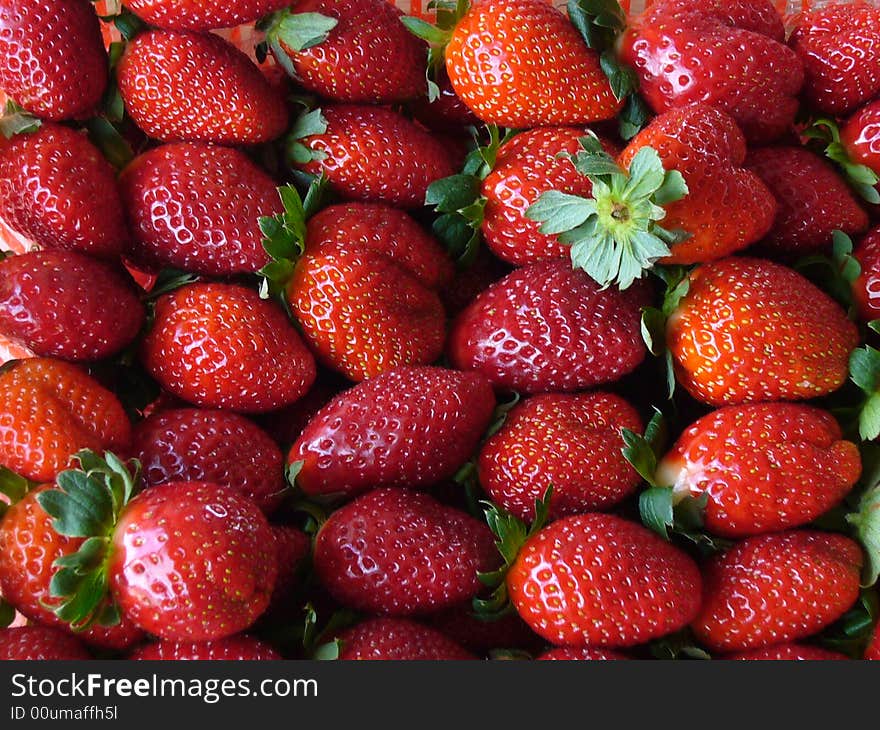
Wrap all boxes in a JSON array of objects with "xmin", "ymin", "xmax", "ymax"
[
  {"xmin": 794, "ymin": 230, "xmax": 860, "ymax": 316},
  {"xmin": 0, "ymin": 100, "xmax": 41, "ymax": 139},
  {"xmin": 818, "ymin": 590, "xmax": 879, "ymax": 657},
  {"xmin": 847, "ymin": 482, "xmax": 880, "ymax": 586},
  {"xmin": 567, "ymin": 0, "xmax": 626, "ymax": 50},
  {"xmin": 649, "ymin": 628, "xmax": 712, "ymax": 660},
  {"xmin": 484, "ymin": 392, "xmax": 521, "ymax": 439},
  {"xmin": 426, "ymin": 174, "xmax": 482, "ymax": 213},
  {"xmin": 805, "ymin": 117, "xmax": 880, "ymax": 204},
  {"xmin": 850, "ymin": 345, "xmax": 880, "ymax": 441},
  {"xmin": 0, "ymin": 597, "xmax": 15, "ymax": 628},
  {"xmin": 275, "ymin": 12, "xmax": 339, "ymax": 52},
  {"xmin": 0, "ymin": 466, "xmax": 36, "ymax": 505},
  {"xmin": 639, "ymin": 486, "xmax": 674, "ymax": 540},
  {"xmin": 84, "ymin": 116, "xmax": 133, "ymax": 170},
  {"xmin": 400, "ymin": 16, "xmax": 451, "ymax": 46},
  {"xmin": 619, "ymin": 93, "xmax": 651, "ymax": 140}
]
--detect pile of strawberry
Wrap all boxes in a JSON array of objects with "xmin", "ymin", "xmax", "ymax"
[{"xmin": 2, "ymin": 0, "xmax": 880, "ymax": 662}]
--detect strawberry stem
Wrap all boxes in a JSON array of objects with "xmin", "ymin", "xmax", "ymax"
[{"xmin": 803, "ymin": 117, "xmax": 880, "ymax": 205}]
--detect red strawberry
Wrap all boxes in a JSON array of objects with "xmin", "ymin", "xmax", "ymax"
[
  {"xmin": 480, "ymin": 127, "xmax": 616, "ymax": 266},
  {"xmin": 130, "ymin": 635, "xmax": 281, "ymax": 660},
  {"xmin": 656, "ymin": 403, "xmax": 861, "ymax": 538},
  {"xmin": 267, "ymin": 525, "xmax": 310, "ymax": 614},
  {"xmin": 335, "ymin": 618, "xmax": 475, "ymax": 660},
  {"xmin": 0, "ymin": 250, "xmax": 144, "ymax": 362},
  {"xmin": 0, "ymin": 358, "xmax": 131, "ymax": 482},
  {"xmin": 410, "ymin": 72, "xmax": 480, "ymax": 133},
  {"xmin": 289, "ymin": 366, "xmax": 495, "ymax": 499},
  {"xmin": 131, "ymin": 408, "xmax": 285, "ymax": 513},
  {"xmin": 667, "ymin": 257, "xmax": 858, "ymax": 406},
  {"xmin": 0, "ymin": 626, "xmax": 90, "ymax": 660},
  {"xmin": 442, "ymin": 0, "xmax": 620, "ymax": 128},
  {"xmin": 478, "ymin": 392, "xmax": 643, "ymax": 521},
  {"xmin": 744, "ymin": 146, "xmax": 868, "ymax": 256},
  {"xmin": 305, "ymin": 202, "xmax": 453, "ymax": 290},
  {"xmin": 109, "ymin": 481, "xmax": 277, "ymax": 640},
  {"xmin": 119, "ymin": 143, "xmax": 281, "ymax": 277},
  {"xmin": 507, "ymin": 513, "xmax": 701, "ymax": 647},
  {"xmin": 141, "ymin": 282, "xmax": 316, "ymax": 413},
  {"xmin": 0, "ymin": 123, "xmax": 129, "ymax": 259},
  {"xmin": 0, "ymin": 0, "xmax": 107, "ymax": 120},
  {"xmin": 537, "ymin": 647, "xmax": 629, "ymax": 661},
  {"xmin": 789, "ymin": 1, "xmax": 880, "ymax": 116},
  {"xmin": 729, "ymin": 643, "xmax": 848, "ymax": 661},
  {"xmin": 287, "ymin": 251, "xmax": 446, "ymax": 382},
  {"xmin": 256, "ymin": 376, "xmax": 344, "ymax": 451},
  {"xmin": 866, "ymin": 625, "xmax": 880, "ymax": 659},
  {"xmin": 440, "ymin": 248, "xmax": 510, "ymax": 319},
  {"xmin": 290, "ymin": 105, "xmax": 456, "ymax": 208},
  {"xmin": 448, "ymin": 259, "xmax": 648, "ymax": 394},
  {"xmin": 840, "ymin": 98, "xmax": 880, "ymax": 199},
  {"xmin": 0, "ymin": 485, "xmax": 144, "ymax": 650},
  {"xmin": 621, "ymin": 0, "xmax": 803, "ymax": 142},
  {"xmin": 853, "ymin": 225, "xmax": 880, "ymax": 322},
  {"xmin": 314, "ymin": 488, "xmax": 497, "ymax": 615},
  {"xmin": 427, "ymin": 602, "xmax": 544, "ymax": 655},
  {"xmin": 266, "ymin": 0, "xmax": 426, "ymax": 103},
  {"xmin": 618, "ymin": 104, "xmax": 776, "ymax": 265},
  {"xmin": 692, "ymin": 531, "xmax": 862, "ymax": 652},
  {"xmin": 117, "ymin": 30, "xmax": 288, "ymax": 145},
  {"xmin": 122, "ymin": 0, "xmax": 289, "ymax": 31}
]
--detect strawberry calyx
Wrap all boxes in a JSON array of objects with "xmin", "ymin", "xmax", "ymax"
[
  {"xmin": 849, "ymin": 344, "xmax": 880, "ymax": 442},
  {"xmin": 0, "ymin": 597, "xmax": 14, "ymax": 628},
  {"xmin": 0, "ymin": 100, "xmax": 41, "ymax": 140},
  {"xmin": 402, "ymin": 0, "xmax": 470, "ymax": 101},
  {"xmin": 427, "ymin": 124, "xmax": 516, "ymax": 266},
  {"xmin": 284, "ymin": 107, "xmax": 329, "ymax": 168},
  {"xmin": 803, "ymin": 117, "xmax": 880, "ymax": 205},
  {"xmin": 301, "ymin": 603, "xmax": 358, "ymax": 660},
  {"xmin": 795, "ymin": 230, "xmax": 861, "ymax": 318},
  {"xmin": 34, "ymin": 450, "xmax": 142, "ymax": 631},
  {"xmin": 640, "ymin": 264, "xmax": 691, "ymax": 399},
  {"xmin": 257, "ymin": 8, "xmax": 339, "ymax": 79},
  {"xmin": 847, "ymin": 463, "xmax": 880, "ymax": 587},
  {"xmin": 474, "ymin": 487, "xmax": 552, "ymax": 620},
  {"xmin": 258, "ymin": 175, "xmax": 329, "ymax": 299},
  {"xmin": 0, "ymin": 466, "xmax": 38, "ymax": 519},
  {"xmin": 525, "ymin": 133, "xmax": 689, "ymax": 290}
]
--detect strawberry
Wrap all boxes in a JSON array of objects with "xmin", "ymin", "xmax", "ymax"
[
  {"xmin": 305, "ymin": 202, "xmax": 453, "ymax": 290},
  {"xmin": 0, "ymin": 485, "xmax": 144, "ymax": 650},
  {"xmin": 0, "ymin": 626, "xmax": 90, "ymax": 660},
  {"xmin": 131, "ymin": 408, "xmax": 285, "ymax": 513},
  {"xmin": 505, "ymin": 512, "xmax": 701, "ymax": 647},
  {"xmin": 448, "ymin": 259, "xmax": 648, "ymax": 394},
  {"xmin": 729, "ymin": 644, "xmax": 848, "ymax": 661},
  {"xmin": 477, "ymin": 392, "xmax": 643, "ymax": 521},
  {"xmin": 621, "ymin": 0, "xmax": 803, "ymax": 142},
  {"xmin": 866, "ymin": 625, "xmax": 880, "ymax": 660},
  {"xmin": 439, "ymin": 0, "xmax": 620, "ymax": 128},
  {"xmin": 335, "ymin": 618, "xmax": 475, "ymax": 660},
  {"xmin": 0, "ymin": 123, "xmax": 129, "ymax": 259},
  {"xmin": 480, "ymin": 127, "xmax": 617, "ymax": 266},
  {"xmin": 141, "ymin": 282, "xmax": 316, "ymax": 413},
  {"xmin": 0, "ymin": 0, "xmax": 107, "ymax": 120},
  {"xmin": 426, "ymin": 602, "xmax": 543, "ymax": 655},
  {"xmin": 130, "ymin": 635, "xmax": 281, "ymax": 660},
  {"xmin": 667, "ymin": 257, "xmax": 858, "ymax": 406},
  {"xmin": 122, "ymin": 0, "xmax": 289, "ymax": 31},
  {"xmin": 789, "ymin": 1, "xmax": 880, "ymax": 117},
  {"xmin": 853, "ymin": 225, "xmax": 880, "ymax": 322},
  {"xmin": 289, "ymin": 366, "xmax": 495, "ymax": 500},
  {"xmin": 313, "ymin": 488, "xmax": 497, "ymax": 615},
  {"xmin": 264, "ymin": 0, "xmax": 426, "ymax": 103},
  {"xmin": 257, "ymin": 376, "xmax": 343, "ymax": 451},
  {"xmin": 119, "ymin": 143, "xmax": 281, "ymax": 277},
  {"xmin": 840, "ymin": 98, "xmax": 880, "ymax": 203},
  {"xmin": 287, "ymin": 251, "xmax": 446, "ymax": 383},
  {"xmin": 744, "ymin": 146, "xmax": 868, "ymax": 257},
  {"xmin": 117, "ymin": 30, "xmax": 288, "ymax": 145},
  {"xmin": 0, "ymin": 358, "xmax": 131, "ymax": 482},
  {"xmin": 537, "ymin": 647, "xmax": 629, "ymax": 661},
  {"xmin": 440, "ymin": 247, "xmax": 510, "ymax": 319},
  {"xmin": 410, "ymin": 72, "xmax": 480, "ymax": 133},
  {"xmin": 0, "ymin": 250, "xmax": 144, "ymax": 362},
  {"xmin": 267, "ymin": 525, "xmax": 310, "ymax": 614},
  {"xmin": 655, "ymin": 403, "xmax": 861, "ymax": 538},
  {"xmin": 289, "ymin": 105, "xmax": 456, "ymax": 208},
  {"xmin": 692, "ymin": 531, "xmax": 862, "ymax": 652}
]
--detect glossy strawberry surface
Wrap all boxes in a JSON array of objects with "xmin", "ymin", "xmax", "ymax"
[
  {"xmin": 0, "ymin": 626, "xmax": 91, "ymax": 660},
  {"xmin": 0, "ymin": 250, "xmax": 144, "ymax": 362},
  {"xmin": 130, "ymin": 635, "xmax": 281, "ymax": 660},
  {"xmin": 0, "ymin": 358, "xmax": 131, "ymax": 482},
  {"xmin": 507, "ymin": 513, "xmax": 702, "ymax": 648},
  {"xmin": 621, "ymin": 0, "xmax": 803, "ymax": 142},
  {"xmin": 118, "ymin": 30, "xmax": 288, "ymax": 144},
  {"xmin": 110, "ymin": 481, "xmax": 277, "ymax": 641},
  {"xmin": 131, "ymin": 408, "xmax": 284, "ymax": 513},
  {"xmin": 290, "ymin": 366, "xmax": 495, "ymax": 499},
  {"xmin": 692, "ymin": 531, "xmax": 862, "ymax": 652},
  {"xmin": 0, "ymin": 124, "xmax": 129, "ymax": 258},
  {"xmin": 122, "ymin": 0, "xmax": 289, "ymax": 31},
  {"xmin": 853, "ymin": 224, "xmax": 880, "ymax": 322},
  {"xmin": 449, "ymin": 259, "xmax": 648, "ymax": 393},
  {"xmin": 841, "ymin": 97, "xmax": 880, "ymax": 179},
  {"xmin": 445, "ymin": 0, "xmax": 620, "ymax": 128},
  {"xmin": 478, "ymin": 392, "xmax": 643, "ymax": 520},
  {"xmin": 537, "ymin": 647, "xmax": 629, "ymax": 661},
  {"xmin": 120, "ymin": 143, "xmax": 280, "ymax": 276},
  {"xmin": 668, "ymin": 257, "xmax": 858, "ymax": 405},
  {"xmin": 729, "ymin": 643, "xmax": 848, "ymax": 661},
  {"xmin": 0, "ymin": 0, "xmax": 107, "ymax": 120},
  {"xmin": 336, "ymin": 618, "xmax": 475, "ymax": 660},
  {"xmin": 141, "ymin": 283, "xmax": 316, "ymax": 413},
  {"xmin": 656, "ymin": 403, "xmax": 861, "ymax": 537}
]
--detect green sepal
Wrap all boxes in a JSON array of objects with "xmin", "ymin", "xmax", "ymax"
[
  {"xmin": 0, "ymin": 466, "xmax": 37, "ymax": 505},
  {"xmin": 847, "ymin": 483, "xmax": 880, "ymax": 586},
  {"xmin": 143, "ymin": 268, "xmax": 200, "ymax": 301},
  {"xmin": 639, "ymin": 486, "xmax": 674, "ymax": 540},
  {"xmin": 286, "ymin": 460, "xmax": 305, "ymax": 488},
  {"xmin": 794, "ymin": 230, "xmax": 861, "ymax": 316},
  {"xmin": 619, "ymin": 93, "xmax": 651, "ymax": 141},
  {"xmin": 640, "ymin": 265, "xmax": 690, "ymax": 398},
  {"xmin": 400, "ymin": 16, "xmax": 452, "ymax": 46},
  {"xmin": 274, "ymin": 11, "xmax": 339, "ymax": 52},
  {"xmin": 567, "ymin": 0, "xmax": 626, "ymax": 50},
  {"xmin": 818, "ymin": 590, "xmax": 879, "ymax": 658},
  {"xmin": 301, "ymin": 603, "xmax": 358, "ymax": 659},
  {"xmin": 401, "ymin": 0, "xmax": 469, "ymax": 101},
  {"xmin": 0, "ymin": 597, "xmax": 15, "ymax": 628},
  {"xmin": 526, "ymin": 135, "xmax": 689, "ymax": 290},
  {"xmin": 426, "ymin": 174, "xmax": 482, "ymax": 213},
  {"xmin": 285, "ymin": 109, "xmax": 329, "ymax": 167},
  {"xmin": 473, "ymin": 487, "xmax": 552, "ymax": 620},
  {"xmin": 649, "ymin": 629, "xmax": 712, "ymax": 660},
  {"xmin": 804, "ymin": 117, "xmax": 880, "ymax": 205},
  {"xmin": 84, "ymin": 116, "xmax": 134, "ymax": 171},
  {"xmin": 621, "ymin": 407, "xmax": 667, "ymax": 486},
  {"xmin": 103, "ymin": 6, "xmax": 147, "ymax": 41},
  {"xmin": 850, "ymin": 345, "xmax": 880, "ymax": 441},
  {"xmin": 484, "ymin": 392, "xmax": 520, "ymax": 439},
  {"xmin": 0, "ymin": 100, "xmax": 41, "ymax": 139}
]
